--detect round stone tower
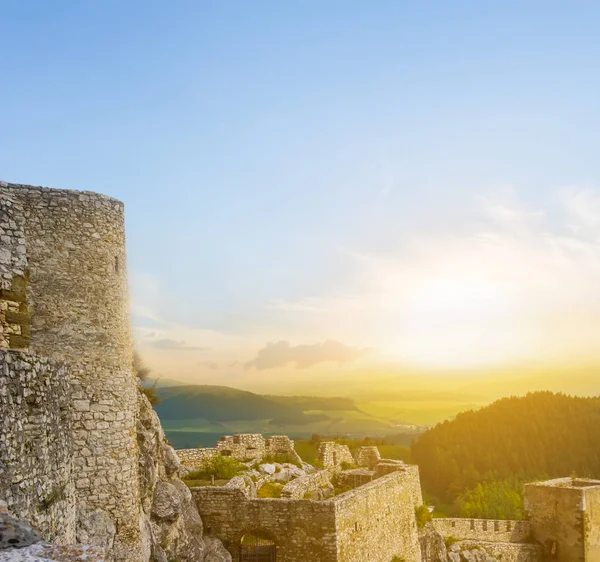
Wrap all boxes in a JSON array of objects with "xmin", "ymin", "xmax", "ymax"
[{"xmin": 0, "ymin": 183, "xmax": 143, "ymax": 560}]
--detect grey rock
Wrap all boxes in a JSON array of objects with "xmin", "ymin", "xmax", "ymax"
[
  {"xmin": 162, "ymin": 444, "xmax": 180, "ymax": 478},
  {"xmin": 151, "ymin": 481, "xmax": 183, "ymax": 522},
  {"xmin": 0, "ymin": 544, "xmax": 104, "ymax": 561},
  {"xmin": 203, "ymin": 536, "xmax": 232, "ymax": 562},
  {"xmin": 76, "ymin": 509, "xmax": 115, "ymax": 552},
  {"xmin": 0, "ymin": 512, "xmax": 40, "ymax": 549},
  {"xmin": 259, "ymin": 463, "xmax": 276, "ymax": 475}
]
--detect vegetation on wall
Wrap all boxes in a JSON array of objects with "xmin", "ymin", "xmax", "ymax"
[{"xmin": 134, "ymin": 351, "xmax": 160, "ymax": 406}]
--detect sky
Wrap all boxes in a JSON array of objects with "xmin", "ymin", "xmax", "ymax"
[{"xmin": 2, "ymin": 1, "xmax": 600, "ymax": 395}]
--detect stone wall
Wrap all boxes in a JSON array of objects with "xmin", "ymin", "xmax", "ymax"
[
  {"xmin": 524, "ymin": 477, "xmax": 600, "ymax": 562},
  {"xmin": 317, "ymin": 442, "xmax": 355, "ymax": 470},
  {"xmin": 177, "ymin": 448, "xmax": 218, "ymax": 471},
  {"xmin": 0, "ymin": 183, "xmax": 140, "ymax": 561},
  {"xmin": 0, "ymin": 195, "xmax": 29, "ymax": 350},
  {"xmin": 177, "ymin": 434, "xmax": 302, "ymax": 471},
  {"xmin": 193, "ymin": 488, "xmax": 338, "ymax": 562},
  {"xmin": 333, "ymin": 472, "xmax": 422, "ymax": 562},
  {"xmin": 281, "ymin": 470, "xmax": 333, "ymax": 499},
  {"xmin": 193, "ymin": 469, "xmax": 422, "ymax": 562},
  {"xmin": 355, "ymin": 446, "xmax": 380, "ymax": 468},
  {"xmin": 0, "ymin": 350, "xmax": 76, "ymax": 543},
  {"xmin": 453, "ymin": 541, "xmax": 542, "ymax": 562},
  {"xmin": 432, "ymin": 518, "xmax": 532, "ymax": 543}
]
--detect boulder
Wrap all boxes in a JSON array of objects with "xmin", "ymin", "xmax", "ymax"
[
  {"xmin": 0, "ymin": 512, "xmax": 40, "ymax": 549},
  {"xmin": 151, "ymin": 482, "xmax": 183, "ymax": 521},
  {"xmin": 203, "ymin": 536, "xmax": 232, "ymax": 562},
  {"xmin": 259, "ymin": 464, "xmax": 276, "ymax": 475}
]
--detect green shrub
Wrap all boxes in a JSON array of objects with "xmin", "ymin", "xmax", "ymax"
[
  {"xmin": 415, "ymin": 504, "xmax": 432, "ymax": 528},
  {"xmin": 257, "ymin": 482, "xmax": 284, "ymax": 498},
  {"xmin": 185, "ymin": 455, "xmax": 245, "ymax": 480},
  {"xmin": 340, "ymin": 461, "xmax": 358, "ymax": 470},
  {"xmin": 444, "ymin": 536, "xmax": 458, "ymax": 548}
]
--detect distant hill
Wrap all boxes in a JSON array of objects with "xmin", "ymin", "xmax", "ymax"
[
  {"xmin": 155, "ymin": 385, "xmax": 327, "ymax": 424},
  {"xmin": 152, "ymin": 384, "xmax": 410, "ymax": 447},
  {"xmin": 411, "ymin": 391, "xmax": 600, "ymax": 504}
]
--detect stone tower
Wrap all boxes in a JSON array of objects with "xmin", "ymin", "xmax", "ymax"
[
  {"xmin": 525, "ymin": 477, "xmax": 600, "ymax": 562},
  {"xmin": 0, "ymin": 183, "xmax": 143, "ymax": 560}
]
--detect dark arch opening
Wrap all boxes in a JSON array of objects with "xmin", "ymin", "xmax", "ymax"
[{"xmin": 240, "ymin": 532, "xmax": 276, "ymax": 562}]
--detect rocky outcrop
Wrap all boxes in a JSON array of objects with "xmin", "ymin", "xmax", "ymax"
[
  {"xmin": 419, "ymin": 524, "xmax": 508, "ymax": 562},
  {"xmin": 419, "ymin": 523, "xmax": 448, "ymax": 562},
  {"xmin": 0, "ymin": 505, "xmax": 104, "ymax": 562},
  {"xmin": 136, "ymin": 389, "xmax": 231, "ymax": 562}
]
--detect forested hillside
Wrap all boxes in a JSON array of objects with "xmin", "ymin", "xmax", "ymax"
[{"xmin": 412, "ymin": 392, "xmax": 600, "ymax": 516}]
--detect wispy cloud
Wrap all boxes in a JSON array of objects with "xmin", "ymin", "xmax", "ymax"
[
  {"xmin": 149, "ymin": 338, "xmax": 209, "ymax": 351},
  {"xmin": 245, "ymin": 340, "xmax": 371, "ymax": 370}
]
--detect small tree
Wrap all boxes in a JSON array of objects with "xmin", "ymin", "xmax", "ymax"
[{"xmin": 133, "ymin": 350, "xmax": 160, "ymax": 406}]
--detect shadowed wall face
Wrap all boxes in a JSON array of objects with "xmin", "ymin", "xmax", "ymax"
[{"xmin": 525, "ymin": 478, "xmax": 600, "ymax": 562}]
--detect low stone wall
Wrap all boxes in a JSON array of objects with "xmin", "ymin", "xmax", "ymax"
[
  {"xmin": 317, "ymin": 442, "xmax": 355, "ymax": 469},
  {"xmin": 333, "ymin": 472, "xmax": 421, "ymax": 562},
  {"xmin": 281, "ymin": 470, "xmax": 332, "ymax": 499},
  {"xmin": 193, "ymin": 488, "xmax": 337, "ymax": 562},
  {"xmin": 192, "ymin": 468, "xmax": 422, "ymax": 562},
  {"xmin": 177, "ymin": 434, "xmax": 302, "ymax": 470},
  {"xmin": 0, "ymin": 350, "xmax": 76, "ymax": 543},
  {"xmin": 177, "ymin": 447, "xmax": 217, "ymax": 469},
  {"xmin": 432, "ymin": 518, "xmax": 532, "ymax": 543},
  {"xmin": 456, "ymin": 540, "xmax": 542, "ymax": 562},
  {"xmin": 355, "ymin": 446, "xmax": 380, "ymax": 468}
]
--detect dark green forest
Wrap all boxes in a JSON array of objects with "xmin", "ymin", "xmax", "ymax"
[{"xmin": 411, "ymin": 391, "xmax": 600, "ymax": 518}]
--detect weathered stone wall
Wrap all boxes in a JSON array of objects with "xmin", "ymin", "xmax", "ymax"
[
  {"xmin": 192, "ymin": 487, "xmax": 338, "ymax": 562},
  {"xmin": 524, "ymin": 477, "xmax": 600, "ymax": 562},
  {"xmin": 355, "ymin": 446, "xmax": 380, "ymax": 468},
  {"xmin": 281, "ymin": 470, "xmax": 333, "ymax": 499},
  {"xmin": 177, "ymin": 448, "xmax": 218, "ymax": 471},
  {"xmin": 334, "ymin": 471, "xmax": 422, "ymax": 562},
  {"xmin": 177, "ymin": 434, "xmax": 302, "ymax": 471},
  {"xmin": 0, "ymin": 183, "xmax": 140, "ymax": 561},
  {"xmin": 0, "ymin": 195, "xmax": 29, "ymax": 350},
  {"xmin": 317, "ymin": 442, "xmax": 355, "ymax": 469},
  {"xmin": 584, "ymin": 485, "xmax": 600, "ymax": 562},
  {"xmin": 0, "ymin": 350, "xmax": 75, "ymax": 543},
  {"xmin": 432, "ymin": 518, "xmax": 532, "ymax": 543},
  {"xmin": 193, "ymin": 469, "xmax": 423, "ymax": 562}
]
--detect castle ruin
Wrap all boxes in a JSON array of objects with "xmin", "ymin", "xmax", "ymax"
[{"xmin": 1, "ymin": 182, "xmax": 600, "ymax": 562}]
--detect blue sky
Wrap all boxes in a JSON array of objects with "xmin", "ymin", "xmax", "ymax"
[{"xmin": 3, "ymin": 1, "xmax": 600, "ymax": 391}]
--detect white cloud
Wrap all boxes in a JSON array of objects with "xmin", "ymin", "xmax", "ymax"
[{"xmin": 245, "ymin": 340, "xmax": 371, "ymax": 370}]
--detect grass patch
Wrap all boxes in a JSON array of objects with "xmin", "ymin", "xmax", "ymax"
[
  {"xmin": 257, "ymin": 482, "xmax": 284, "ymax": 498},
  {"xmin": 184, "ymin": 455, "xmax": 245, "ymax": 481}
]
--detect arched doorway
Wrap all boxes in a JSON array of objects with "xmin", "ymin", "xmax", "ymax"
[{"xmin": 240, "ymin": 532, "xmax": 276, "ymax": 562}]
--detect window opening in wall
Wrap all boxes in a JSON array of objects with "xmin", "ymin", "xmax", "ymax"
[
  {"xmin": 115, "ymin": 256, "xmax": 119, "ymax": 273},
  {"xmin": 241, "ymin": 533, "xmax": 276, "ymax": 562}
]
